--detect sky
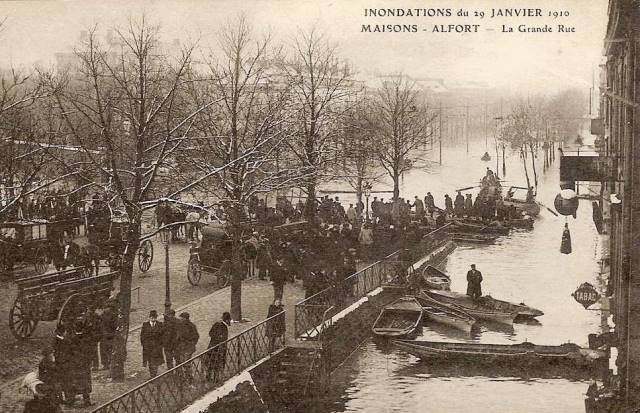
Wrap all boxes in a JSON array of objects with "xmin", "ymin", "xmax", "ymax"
[{"xmin": 0, "ymin": 0, "xmax": 609, "ymax": 94}]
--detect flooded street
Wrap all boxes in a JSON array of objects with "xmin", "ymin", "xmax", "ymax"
[{"xmin": 324, "ymin": 144, "xmax": 605, "ymax": 413}]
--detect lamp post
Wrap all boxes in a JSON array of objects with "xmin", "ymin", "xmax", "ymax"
[
  {"xmin": 363, "ymin": 181, "xmax": 372, "ymax": 222},
  {"xmin": 163, "ymin": 225, "xmax": 171, "ymax": 315}
]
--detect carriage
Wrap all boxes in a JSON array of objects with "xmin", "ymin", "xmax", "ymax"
[
  {"xmin": 186, "ymin": 225, "xmax": 232, "ymax": 287},
  {"xmin": 0, "ymin": 220, "xmax": 62, "ymax": 275},
  {"xmin": 9, "ymin": 266, "xmax": 118, "ymax": 339},
  {"xmin": 0, "ymin": 218, "xmax": 80, "ymax": 274},
  {"xmin": 185, "ymin": 219, "xmax": 311, "ymax": 287},
  {"xmin": 85, "ymin": 204, "xmax": 154, "ymax": 273}
]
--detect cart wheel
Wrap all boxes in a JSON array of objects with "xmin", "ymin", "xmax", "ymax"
[
  {"xmin": 57, "ymin": 293, "xmax": 86, "ymax": 326},
  {"xmin": 9, "ymin": 297, "xmax": 38, "ymax": 339},
  {"xmin": 138, "ymin": 240, "xmax": 154, "ymax": 272},
  {"xmin": 33, "ymin": 247, "xmax": 48, "ymax": 275},
  {"xmin": 187, "ymin": 257, "xmax": 202, "ymax": 286},
  {"xmin": 217, "ymin": 260, "xmax": 231, "ymax": 289}
]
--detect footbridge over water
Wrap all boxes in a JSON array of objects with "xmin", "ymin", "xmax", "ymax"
[{"xmin": 91, "ymin": 226, "xmax": 456, "ymax": 413}]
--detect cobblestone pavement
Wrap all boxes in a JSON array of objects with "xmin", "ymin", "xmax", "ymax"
[{"xmin": 0, "ymin": 234, "xmax": 305, "ymax": 412}]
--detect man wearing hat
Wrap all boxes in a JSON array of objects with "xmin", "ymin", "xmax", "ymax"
[
  {"xmin": 140, "ymin": 310, "xmax": 165, "ymax": 378},
  {"xmin": 176, "ymin": 312, "xmax": 199, "ymax": 366},
  {"xmin": 466, "ymin": 264, "xmax": 483, "ymax": 300}
]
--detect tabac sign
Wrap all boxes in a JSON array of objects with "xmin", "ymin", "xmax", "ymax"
[{"xmin": 572, "ymin": 282, "xmax": 601, "ymax": 309}]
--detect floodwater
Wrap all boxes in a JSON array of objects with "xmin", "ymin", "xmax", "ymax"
[{"xmin": 321, "ymin": 142, "xmax": 606, "ymax": 413}]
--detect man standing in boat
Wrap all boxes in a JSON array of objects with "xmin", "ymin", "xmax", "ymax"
[{"xmin": 466, "ymin": 264, "xmax": 483, "ymax": 300}]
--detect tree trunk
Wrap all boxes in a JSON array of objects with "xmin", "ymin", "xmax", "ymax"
[
  {"xmin": 109, "ymin": 236, "xmax": 139, "ymax": 380},
  {"xmin": 502, "ymin": 145, "xmax": 506, "ymax": 177},
  {"xmin": 529, "ymin": 142, "xmax": 538, "ymax": 188},
  {"xmin": 520, "ymin": 146, "xmax": 531, "ymax": 189},
  {"xmin": 392, "ymin": 171, "xmax": 400, "ymax": 200},
  {"xmin": 356, "ymin": 176, "xmax": 363, "ymax": 219},
  {"xmin": 305, "ymin": 181, "xmax": 316, "ymax": 220},
  {"xmin": 230, "ymin": 232, "xmax": 243, "ymax": 322}
]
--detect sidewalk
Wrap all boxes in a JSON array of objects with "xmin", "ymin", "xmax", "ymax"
[{"xmin": 2, "ymin": 278, "xmax": 305, "ymax": 413}]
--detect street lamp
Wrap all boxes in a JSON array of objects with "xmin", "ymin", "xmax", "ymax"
[
  {"xmin": 363, "ymin": 181, "xmax": 373, "ymax": 223},
  {"xmin": 162, "ymin": 224, "xmax": 172, "ymax": 315}
]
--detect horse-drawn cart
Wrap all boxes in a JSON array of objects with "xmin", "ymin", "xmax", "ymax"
[
  {"xmin": 186, "ymin": 226, "xmax": 231, "ymax": 287},
  {"xmin": 9, "ymin": 267, "xmax": 118, "ymax": 339},
  {"xmin": 86, "ymin": 206, "xmax": 154, "ymax": 273},
  {"xmin": 0, "ymin": 221, "xmax": 52, "ymax": 275}
]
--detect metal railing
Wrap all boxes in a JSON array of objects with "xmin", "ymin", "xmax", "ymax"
[
  {"xmin": 93, "ymin": 311, "xmax": 286, "ymax": 413},
  {"xmin": 293, "ymin": 224, "xmax": 453, "ymax": 340},
  {"xmin": 294, "ymin": 250, "xmax": 401, "ymax": 339}
]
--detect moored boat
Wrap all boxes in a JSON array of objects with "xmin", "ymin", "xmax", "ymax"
[
  {"xmin": 448, "ymin": 219, "xmax": 511, "ymax": 235},
  {"xmin": 416, "ymin": 294, "xmax": 475, "ymax": 333},
  {"xmin": 372, "ymin": 296, "xmax": 423, "ymax": 338},
  {"xmin": 391, "ymin": 340, "xmax": 605, "ymax": 368},
  {"xmin": 504, "ymin": 186, "xmax": 541, "ymax": 217},
  {"xmin": 505, "ymin": 217, "xmax": 534, "ymax": 230},
  {"xmin": 425, "ymin": 289, "xmax": 543, "ymax": 320},
  {"xmin": 449, "ymin": 232, "xmax": 498, "ymax": 244},
  {"xmin": 423, "ymin": 290, "xmax": 519, "ymax": 325},
  {"xmin": 421, "ymin": 265, "xmax": 451, "ymax": 290},
  {"xmin": 481, "ymin": 152, "xmax": 491, "ymax": 161}
]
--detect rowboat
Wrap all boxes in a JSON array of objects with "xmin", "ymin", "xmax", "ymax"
[
  {"xmin": 449, "ymin": 232, "xmax": 498, "ymax": 244},
  {"xmin": 391, "ymin": 340, "xmax": 604, "ymax": 368},
  {"xmin": 423, "ymin": 290, "xmax": 519, "ymax": 325},
  {"xmin": 504, "ymin": 186, "xmax": 541, "ymax": 217},
  {"xmin": 372, "ymin": 296, "xmax": 423, "ymax": 338},
  {"xmin": 415, "ymin": 294, "xmax": 475, "ymax": 333},
  {"xmin": 448, "ymin": 219, "xmax": 511, "ymax": 235},
  {"xmin": 504, "ymin": 199, "xmax": 541, "ymax": 217},
  {"xmin": 505, "ymin": 218, "xmax": 534, "ymax": 230},
  {"xmin": 425, "ymin": 289, "xmax": 543, "ymax": 320},
  {"xmin": 421, "ymin": 265, "xmax": 451, "ymax": 290},
  {"xmin": 481, "ymin": 152, "xmax": 491, "ymax": 161}
]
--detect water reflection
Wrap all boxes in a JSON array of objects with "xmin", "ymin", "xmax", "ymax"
[{"xmin": 323, "ymin": 146, "xmax": 604, "ymax": 413}]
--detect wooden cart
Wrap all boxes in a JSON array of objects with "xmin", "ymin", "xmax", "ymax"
[{"xmin": 9, "ymin": 267, "xmax": 118, "ymax": 339}]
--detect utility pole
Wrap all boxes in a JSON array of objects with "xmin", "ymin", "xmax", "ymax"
[
  {"xmin": 483, "ymin": 100, "xmax": 488, "ymax": 148},
  {"xmin": 465, "ymin": 105, "xmax": 470, "ymax": 154},
  {"xmin": 439, "ymin": 100, "xmax": 443, "ymax": 164}
]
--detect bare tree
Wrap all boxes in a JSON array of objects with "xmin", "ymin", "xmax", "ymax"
[
  {"xmin": 500, "ymin": 103, "xmax": 536, "ymax": 189},
  {"xmin": 43, "ymin": 18, "xmax": 226, "ymax": 380},
  {"xmin": 339, "ymin": 93, "xmax": 383, "ymax": 209},
  {"xmin": 186, "ymin": 16, "xmax": 300, "ymax": 321},
  {"xmin": 281, "ymin": 27, "xmax": 353, "ymax": 218},
  {"xmin": 0, "ymin": 69, "xmax": 55, "ymax": 219},
  {"xmin": 368, "ymin": 75, "xmax": 436, "ymax": 199}
]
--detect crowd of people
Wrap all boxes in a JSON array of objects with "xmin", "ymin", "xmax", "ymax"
[{"xmin": 18, "ymin": 169, "xmax": 534, "ymax": 411}]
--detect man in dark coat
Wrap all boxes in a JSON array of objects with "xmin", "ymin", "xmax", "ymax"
[
  {"xmin": 163, "ymin": 309, "xmax": 180, "ymax": 369},
  {"xmin": 464, "ymin": 194, "xmax": 474, "ymax": 217},
  {"xmin": 99, "ymin": 304, "xmax": 117, "ymax": 369},
  {"xmin": 454, "ymin": 191, "xmax": 465, "ymax": 218},
  {"xmin": 266, "ymin": 300, "xmax": 285, "ymax": 352},
  {"xmin": 270, "ymin": 258, "xmax": 287, "ymax": 302},
  {"xmin": 176, "ymin": 312, "xmax": 199, "ymax": 363},
  {"xmin": 140, "ymin": 310, "xmax": 165, "ymax": 378},
  {"xmin": 71, "ymin": 319, "xmax": 94, "ymax": 407},
  {"xmin": 52, "ymin": 237, "xmax": 80, "ymax": 271},
  {"xmin": 444, "ymin": 194, "xmax": 453, "ymax": 215},
  {"xmin": 206, "ymin": 312, "xmax": 230, "ymax": 381},
  {"xmin": 176, "ymin": 312, "xmax": 199, "ymax": 382},
  {"xmin": 53, "ymin": 320, "xmax": 75, "ymax": 405},
  {"xmin": 466, "ymin": 264, "xmax": 483, "ymax": 300},
  {"xmin": 424, "ymin": 192, "xmax": 435, "ymax": 214}
]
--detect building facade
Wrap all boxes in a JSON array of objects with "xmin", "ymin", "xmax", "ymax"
[{"xmin": 598, "ymin": 0, "xmax": 640, "ymax": 410}]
